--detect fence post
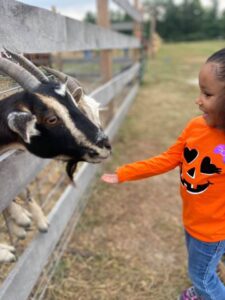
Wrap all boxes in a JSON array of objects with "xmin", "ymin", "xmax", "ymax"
[
  {"xmin": 51, "ymin": 5, "xmax": 63, "ymax": 70},
  {"xmin": 96, "ymin": 0, "xmax": 114, "ymax": 122},
  {"xmin": 0, "ymin": 2, "xmax": 141, "ymax": 295},
  {"xmin": 132, "ymin": 0, "xmax": 141, "ymax": 63},
  {"xmin": 97, "ymin": 0, "xmax": 112, "ymax": 82},
  {"xmin": 149, "ymin": 6, "xmax": 156, "ymax": 59}
]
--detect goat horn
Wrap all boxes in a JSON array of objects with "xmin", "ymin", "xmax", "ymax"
[
  {"xmin": 0, "ymin": 57, "xmax": 40, "ymax": 91},
  {"xmin": 42, "ymin": 66, "xmax": 81, "ymax": 95},
  {"xmin": 4, "ymin": 47, "xmax": 49, "ymax": 84}
]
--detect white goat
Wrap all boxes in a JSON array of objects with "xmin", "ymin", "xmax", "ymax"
[
  {"xmin": 7, "ymin": 219, "xmax": 27, "ymax": 240},
  {"xmin": 7, "ymin": 199, "xmax": 32, "ymax": 228},
  {"xmin": 78, "ymin": 94, "xmax": 101, "ymax": 128},
  {"xmin": 4, "ymin": 195, "xmax": 49, "ymax": 241},
  {"xmin": 27, "ymin": 197, "xmax": 49, "ymax": 233},
  {"xmin": 0, "ymin": 243, "xmax": 16, "ymax": 263}
]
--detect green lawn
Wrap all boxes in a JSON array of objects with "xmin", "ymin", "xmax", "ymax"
[{"xmin": 44, "ymin": 40, "xmax": 225, "ymax": 300}]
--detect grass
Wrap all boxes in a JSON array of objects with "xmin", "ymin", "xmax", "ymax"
[{"xmin": 43, "ymin": 40, "xmax": 225, "ymax": 300}]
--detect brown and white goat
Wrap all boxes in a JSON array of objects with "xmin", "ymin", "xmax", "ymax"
[{"xmin": 0, "ymin": 48, "xmax": 111, "ymax": 179}]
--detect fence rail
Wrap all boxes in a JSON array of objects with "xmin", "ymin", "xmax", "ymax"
[
  {"xmin": 112, "ymin": 0, "xmax": 143, "ymax": 22},
  {"xmin": 0, "ymin": 82, "xmax": 139, "ymax": 300},
  {"xmin": 0, "ymin": 0, "xmax": 143, "ymax": 298},
  {"xmin": 0, "ymin": 61, "xmax": 139, "ymax": 213},
  {"xmin": 0, "ymin": 0, "xmax": 140, "ymax": 53}
]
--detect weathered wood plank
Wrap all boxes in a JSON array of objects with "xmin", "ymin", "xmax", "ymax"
[
  {"xmin": 62, "ymin": 57, "xmax": 133, "ymax": 64},
  {"xmin": 91, "ymin": 62, "xmax": 140, "ymax": 106},
  {"xmin": 105, "ymin": 83, "xmax": 139, "ymax": 139},
  {"xmin": 0, "ymin": 83, "xmax": 139, "ymax": 300},
  {"xmin": 0, "ymin": 152, "xmax": 49, "ymax": 212},
  {"xmin": 111, "ymin": 22, "xmax": 134, "ymax": 31},
  {"xmin": 0, "ymin": 0, "xmax": 140, "ymax": 53},
  {"xmin": 112, "ymin": 0, "xmax": 143, "ymax": 22},
  {"xmin": 0, "ymin": 63, "xmax": 139, "ymax": 214}
]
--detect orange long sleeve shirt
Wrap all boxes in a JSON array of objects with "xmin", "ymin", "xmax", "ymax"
[{"xmin": 116, "ymin": 116, "xmax": 225, "ymax": 242}]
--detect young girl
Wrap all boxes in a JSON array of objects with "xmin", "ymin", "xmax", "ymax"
[{"xmin": 101, "ymin": 48, "xmax": 225, "ymax": 300}]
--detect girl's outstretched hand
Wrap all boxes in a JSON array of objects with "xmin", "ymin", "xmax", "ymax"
[{"xmin": 101, "ymin": 173, "xmax": 119, "ymax": 184}]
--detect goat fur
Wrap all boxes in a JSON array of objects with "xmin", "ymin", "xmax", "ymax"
[
  {"xmin": 7, "ymin": 200, "xmax": 32, "ymax": 228},
  {"xmin": 0, "ymin": 49, "xmax": 111, "ymax": 180},
  {"xmin": 27, "ymin": 197, "xmax": 49, "ymax": 233},
  {"xmin": 0, "ymin": 245, "xmax": 16, "ymax": 263}
]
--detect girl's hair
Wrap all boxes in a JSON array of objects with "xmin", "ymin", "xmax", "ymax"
[
  {"xmin": 207, "ymin": 48, "xmax": 225, "ymax": 81},
  {"xmin": 207, "ymin": 48, "xmax": 225, "ymax": 130}
]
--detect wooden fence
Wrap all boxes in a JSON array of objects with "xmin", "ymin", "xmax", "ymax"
[{"xmin": 0, "ymin": 0, "xmax": 142, "ymax": 299}]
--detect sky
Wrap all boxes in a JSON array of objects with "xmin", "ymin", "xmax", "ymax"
[
  {"xmin": 19, "ymin": 0, "xmax": 225, "ymax": 21},
  {"xmin": 19, "ymin": 0, "xmax": 118, "ymax": 20}
]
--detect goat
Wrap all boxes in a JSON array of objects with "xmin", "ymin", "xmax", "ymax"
[
  {"xmin": 0, "ymin": 244, "xmax": 16, "ymax": 263},
  {"xmin": 42, "ymin": 66, "xmax": 102, "ymax": 128},
  {"xmin": 5, "ymin": 196, "xmax": 49, "ymax": 235},
  {"xmin": 27, "ymin": 196, "xmax": 49, "ymax": 233},
  {"xmin": 7, "ymin": 219, "xmax": 27, "ymax": 240},
  {"xmin": 6, "ymin": 199, "xmax": 32, "ymax": 228},
  {"xmin": 0, "ymin": 48, "xmax": 111, "ymax": 179}
]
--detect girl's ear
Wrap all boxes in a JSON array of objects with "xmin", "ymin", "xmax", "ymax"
[{"xmin": 7, "ymin": 111, "xmax": 40, "ymax": 143}]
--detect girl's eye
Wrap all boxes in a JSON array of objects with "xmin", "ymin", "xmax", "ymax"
[
  {"xmin": 45, "ymin": 115, "xmax": 59, "ymax": 125},
  {"xmin": 204, "ymin": 91, "xmax": 212, "ymax": 97}
]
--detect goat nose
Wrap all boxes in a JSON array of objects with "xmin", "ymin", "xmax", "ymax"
[
  {"xmin": 104, "ymin": 138, "xmax": 111, "ymax": 150},
  {"xmin": 97, "ymin": 136, "xmax": 111, "ymax": 150}
]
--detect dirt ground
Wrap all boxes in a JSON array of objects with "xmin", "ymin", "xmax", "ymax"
[{"xmin": 44, "ymin": 41, "xmax": 225, "ymax": 300}]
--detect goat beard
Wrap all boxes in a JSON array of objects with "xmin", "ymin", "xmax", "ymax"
[{"xmin": 66, "ymin": 159, "xmax": 78, "ymax": 181}]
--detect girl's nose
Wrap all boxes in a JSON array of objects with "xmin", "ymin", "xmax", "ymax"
[{"xmin": 195, "ymin": 95, "xmax": 202, "ymax": 105}]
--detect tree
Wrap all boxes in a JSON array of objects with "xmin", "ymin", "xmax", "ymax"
[
  {"xmin": 179, "ymin": 0, "xmax": 205, "ymax": 40},
  {"xmin": 201, "ymin": 0, "xmax": 220, "ymax": 39},
  {"xmin": 143, "ymin": 0, "xmax": 168, "ymax": 56},
  {"xmin": 83, "ymin": 11, "xmax": 96, "ymax": 24},
  {"xmin": 219, "ymin": 10, "xmax": 225, "ymax": 38},
  {"xmin": 83, "ymin": 0, "xmax": 225, "ymax": 42},
  {"xmin": 157, "ymin": 0, "xmax": 183, "ymax": 41},
  {"xmin": 156, "ymin": 0, "xmax": 221, "ymax": 41}
]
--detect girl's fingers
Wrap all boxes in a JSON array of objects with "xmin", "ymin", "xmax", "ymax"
[{"xmin": 101, "ymin": 173, "xmax": 119, "ymax": 184}]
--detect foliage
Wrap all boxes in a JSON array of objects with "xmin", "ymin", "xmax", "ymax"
[
  {"xmin": 154, "ymin": 0, "xmax": 222, "ymax": 41},
  {"xmin": 83, "ymin": 0, "xmax": 225, "ymax": 42},
  {"xmin": 83, "ymin": 10, "xmax": 132, "ymax": 25},
  {"xmin": 83, "ymin": 11, "xmax": 96, "ymax": 24}
]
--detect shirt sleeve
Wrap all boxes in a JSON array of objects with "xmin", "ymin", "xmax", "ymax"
[{"xmin": 116, "ymin": 126, "xmax": 188, "ymax": 183}]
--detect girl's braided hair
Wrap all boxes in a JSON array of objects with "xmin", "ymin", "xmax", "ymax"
[
  {"xmin": 207, "ymin": 48, "xmax": 225, "ymax": 130},
  {"xmin": 207, "ymin": 48, "xmax": 225, "ymax": 81}
]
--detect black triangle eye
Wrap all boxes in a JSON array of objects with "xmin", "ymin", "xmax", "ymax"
[
  {"xmin": 200, "ymin": 157, "xmax": 222, "ymax": 174},
  {"xmin": 187, "ymin": 167, "xmax": 195, "ymax": 178},
  {"xmin": 184, "ymin": 147, "xmax": 198, "ymax": 163}
]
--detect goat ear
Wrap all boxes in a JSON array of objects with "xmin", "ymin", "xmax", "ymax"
[
  {"xmin": 7, "ymin": 111, "xmax": 40, "ymax": 143},
  {"xmin": 72, "ymin": 87, "xmax": 83, "ymax": 103}
]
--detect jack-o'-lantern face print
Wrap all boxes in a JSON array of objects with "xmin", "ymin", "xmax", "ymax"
[{"xmin": 180, "ymin": 147, "xmax": 222, "ymax": 194}]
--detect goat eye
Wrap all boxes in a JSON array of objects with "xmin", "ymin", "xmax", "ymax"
[{"xmin": 45, "ymin": 115, "xmax": 58, "ymax": 125}]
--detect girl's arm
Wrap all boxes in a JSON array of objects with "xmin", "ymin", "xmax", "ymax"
[{"xmin": 102, "ymin": 124, "xmax": 189, "ymax": 184}]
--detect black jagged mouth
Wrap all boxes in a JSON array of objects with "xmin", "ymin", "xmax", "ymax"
[{"xmin": 180, "ymin": 176, "xmax": 212, "ymax": 194}]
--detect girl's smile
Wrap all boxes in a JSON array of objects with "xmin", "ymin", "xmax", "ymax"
[{"xmin": 196, "ymin": 62, "xmax": 225, "ymax": 128}]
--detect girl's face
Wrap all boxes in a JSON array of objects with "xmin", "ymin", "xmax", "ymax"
[{"xmin": 196, "ymin": 62, "xmax": 225, "ymax": 128}]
